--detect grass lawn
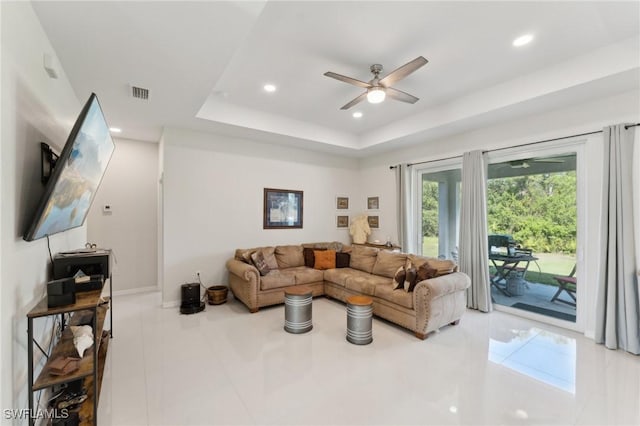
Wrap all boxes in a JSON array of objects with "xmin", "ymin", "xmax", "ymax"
[{"xmin": 422, "ymin": 236, "xmax": 575, "ymax": 286}]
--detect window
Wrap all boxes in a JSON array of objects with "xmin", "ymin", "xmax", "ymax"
[{"xmin": 417, "ymin": 165, "xmax": 461, "ymax": 260}]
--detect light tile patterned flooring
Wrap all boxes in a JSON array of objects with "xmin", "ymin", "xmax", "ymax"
[{"xmin": 97, "ymin": 292, "xmax": 639, "ymax": 425}]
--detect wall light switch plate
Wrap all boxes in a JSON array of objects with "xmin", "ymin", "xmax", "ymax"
[{"xmin": 103, "ymin": 204, "xmax": 112, "ymax": 213}]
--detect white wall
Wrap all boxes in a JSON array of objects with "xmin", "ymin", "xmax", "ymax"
[
  {"xmin": 358, "ymin": 89, "xmax": 640, "ymax": 338},
  {"xmin": 87, "ymin": 138, "xmax": 158, "ymax": 294},
  {"xmin": 161, "ymin": 127, "xmax": 361, "ymax": 306},
  {"xmin": 1, "ymin": 2, "xmax": 85, "ymax": 421}
]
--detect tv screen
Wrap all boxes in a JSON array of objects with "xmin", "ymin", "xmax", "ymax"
[{"xmin": 24, "ymin": 93, "xmax": 115, "ymax": 241}]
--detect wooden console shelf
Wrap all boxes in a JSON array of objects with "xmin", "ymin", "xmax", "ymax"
[{"xmin": 27, "ymin": 281, "xmax": 113, "ymax": 426}]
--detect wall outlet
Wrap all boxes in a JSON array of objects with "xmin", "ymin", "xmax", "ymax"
[{"xmin": 196, "ymin": 270, "xmax": 201, "ymax": 279}]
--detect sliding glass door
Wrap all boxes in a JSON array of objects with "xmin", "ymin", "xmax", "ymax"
[{"xmin": 487, "ymin": 152, "xmax": 578, "ymax": 324}]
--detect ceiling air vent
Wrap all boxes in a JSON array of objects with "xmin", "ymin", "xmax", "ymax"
[{"xmin": 131, "ymin": 85, "xmax": 149, "ymax": 100}]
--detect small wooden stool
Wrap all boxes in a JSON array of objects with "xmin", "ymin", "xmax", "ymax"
[
  {"xmin": 284, "ymin": 286, "xmax": 313, "ymax": 334},
  {"xmin": 346, "ymin": 295, "xmax": 373, "ymax": 345}
]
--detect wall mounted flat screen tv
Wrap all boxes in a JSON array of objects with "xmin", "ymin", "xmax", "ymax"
[{"xmin": 24, "ymin": 93, "xmax": 115, "ymax": 241}]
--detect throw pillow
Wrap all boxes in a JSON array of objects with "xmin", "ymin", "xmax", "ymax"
[
  {"xmin": 416, "ymin": 263, "xmax": 439, "ymax": 282},
  {"xmin": 335, "ymin": 252, "xmax": 350, "ymax": 268},
  {"xmin": 250, "ymin": 251, "xmax": 270, "ymax": 276},
  {"xmin": 303, "ymin": 247, "xmax": 326, "ymax": 268},
  {"xmin": 314, "ymin": 249, "xmax": 336, "ymax": 270},
  {"xmin": 403, "ymin": 262, "xmax": 418, "ymax": 292},
  {"xmin": 392, "ymin": 265, "xmax": 406, "ymax": 290}
]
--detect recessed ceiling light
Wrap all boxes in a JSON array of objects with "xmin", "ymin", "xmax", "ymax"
[
  {"xmin": 512, "ymin": 34, "xmax": 534, "ymax": 47},
  {"xmin": 352, "ymin": 112, "xmax": 363, "ymax": 118},
  {"xmin": 263, "ymin": 84, "xmax": 276, "ymax": 93},
  {"xmin": 109, "ymin": 127, "xmax": 122, "ymax": 133}
]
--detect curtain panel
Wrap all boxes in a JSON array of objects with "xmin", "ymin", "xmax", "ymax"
[
  {"xmin": 596, "ymin": 124, "xmax": 639, "ymax": 355},
  {"xmin": 459, "ymin": 150, "xmax": 492, "ymax": 312},
  {"xmin": 395, "ymin": 163, "xmax": 415, "ymax": 253}
]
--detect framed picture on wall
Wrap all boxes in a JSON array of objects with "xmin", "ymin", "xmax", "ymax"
[
  {"xmin": 368, "ymin": 215, "xmax": 379, "ymax": 228},
  {"xmin": 263, "ymin": 188, "xmax": 303, "ymax": 229},
  {"xmin": 367, "ymin": 196, "xmax": 379, "ymax": 210},
  {"xmin": 336, "ymin": 196, "xmax": 349, "ymax": 210},
  {"xmin": 337, "ymin": 215, "xmax": 349, "ymax": 228}
]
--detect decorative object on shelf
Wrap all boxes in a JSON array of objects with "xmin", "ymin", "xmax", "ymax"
[
  {"xmin": 367, "ymin": 196, "xmax": 379, "ymax": 210},
  {"xmin": 336, "ymin": 196, "xmax": 349, "ymax": 210},
  {"xmin": 337, "ymin": 215, "xmax": 349, "ymax": 228},
  {"xmin": 206, "ymin": 285, "xmax": 228, "ymax": 305},
  {"xmin": 349, "ymin": 214, "xmax": 371, "ymax": 244},
  {"xmin": 48, "ymin": 356, "xmax": 80, "ymax": 376},
  {"xmin": 263, "ymin": 188, "xmax": 303, "ymax": 229},
  {"xmin": 368, "ymin": 215, "xmax": 379, "ymax": 228},
  {"xmin": 70, "ymin": 325, "xmax": 93, "ymax": 357}
]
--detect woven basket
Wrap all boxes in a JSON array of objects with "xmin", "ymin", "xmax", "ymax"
[{"xmin": 206, "ymin": 285, "xmax": 228, "ymax": 305}]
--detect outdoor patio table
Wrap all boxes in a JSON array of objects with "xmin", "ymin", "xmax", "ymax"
[{"xmin": 489, "ymin": 253, "xmax": 538, "ymax": 296}]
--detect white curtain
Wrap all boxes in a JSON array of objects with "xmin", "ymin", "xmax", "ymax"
[
  {"xmin": 459, "ymin": 150, "xmax": 492, "ymax": 312},
  {"xmin": 596, "ymin": 124, "xmax": 639, "ymax": 355},
  {"xmin": 395, "ymin": 164, "xmax": 415, "ymax": 253}
]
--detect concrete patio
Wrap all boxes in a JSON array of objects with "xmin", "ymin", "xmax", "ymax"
[{"xmin": 491, "ymin": 279, "xmax": 577, "ymax": 321}]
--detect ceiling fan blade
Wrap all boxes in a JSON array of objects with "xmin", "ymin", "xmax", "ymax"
[
  {"xmin": 324, "ymin": 72, "xmax": 371, "ymax": 89},
  {"xmin": 340, "ymin": 92, "xmax": 367, "ymax": 110},
  {"xmin": 386, "ymin": 87, "xmax": 419, "ymax": 104},
  {"xmin": 379, "ymin": 56, "xmax": 428, "ymax": 87},
  {"xmin": 532, "ymin": 159, "xmax": 565, "ymax": 163}
]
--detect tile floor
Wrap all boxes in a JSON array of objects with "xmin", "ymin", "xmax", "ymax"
[{"xmin": 97, "ymin": 292, "xmax": 639, "ymax": 425}]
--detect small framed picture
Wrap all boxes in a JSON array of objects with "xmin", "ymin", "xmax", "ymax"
[
  {"xmin": 368, "ymin": 215, "xmax": 379, "ymax": 228},
  {"xmin": 367, "ymin": 196, "xmax": 379, "ymax": 210},
  {"xmin": 337, "ymin": 215, "xmax": 349, "ymax": 228},
  {"xmin": 336, "ymin": 196, "xmax": 349, "ymax": 210}
]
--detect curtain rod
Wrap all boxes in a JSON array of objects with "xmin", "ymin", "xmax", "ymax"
[{"xmin": 389, "ymin": 123, "xmax": 639, "ymax": 170}]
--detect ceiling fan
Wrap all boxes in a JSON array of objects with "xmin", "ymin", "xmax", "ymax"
[{"xmin": 324, "ymin": 56, "xmax": 428, "ymax": 110}]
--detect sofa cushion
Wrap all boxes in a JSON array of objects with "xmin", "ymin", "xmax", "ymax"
[
  {"xmin": 303, "ymin": 247, "xmax": 325, "ymax": 267},
  {"xmin": 372, "ymin": 250, "xmax": 408, "ymax": 278},
  {"xmin": 324, "ymin": 268, "xmax": 369, "ymax": 287},
  {"xmin": 349, "ymin": 245, "xmax": 378, "ymax": 273},
  {"xmin": 336, "ymin": 252, "xmax": 350, "ymax": 268},
  {"xmin": 345, "ymin": 274, "xmax": 391, "ymax": 296},
  {"xmin": 302, "ymin": 241, "xmax": 344, "ymax": 252},
  {"xmin": 426, "ymin": 259, "xmax": 457, "ymax": 275},
  {"xmin": 275, "ymin": 245, "xmax": 305, "ymax": 268},
  {"xmin": 238, "ymin": 246, "xmax": 279, "ymax": 270},
  {"xmin": 260, "ymin": 269, "xmax": 296, "ymax": 291},
  {"xmin": 374, "ymin": 283, "xmax": 414, "ymax": 309},
  {"xmin": 286, "ymin": 266, "xmax": 324, "ymax": 284},
  {"xmin": 407, "ymin": 254, "xmax": 431, "ymax": 268},
  {"xmin": 250, "ymin": 251, "xmax": 270, "ymax": 276},
  {"xmin": 314, "ymin": 249, "xmax": 336, "ymax": 270}
]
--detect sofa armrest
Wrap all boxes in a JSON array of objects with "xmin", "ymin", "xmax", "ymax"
[
  {"xmin": 415, "ymin": 272, "xmax": 470, "ymax": 299},
  {"xmin": 413, "ymin": 272, "xmax": 471, "ymax": 335},
  {"xmin": 226, "ymin": 259, "xmax": 260, "ymax": 283}
]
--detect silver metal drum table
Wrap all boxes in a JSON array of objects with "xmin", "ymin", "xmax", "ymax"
[
  {"xmin": 284, "ymin": 286, "xmax": 313, "ymax": 334},
  {"xmin": 346, "ymin": 295, "xmax": 373, "ymax": 345}
]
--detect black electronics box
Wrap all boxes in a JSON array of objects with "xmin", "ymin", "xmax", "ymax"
[
  {"xmin": 74, "ymin": 274, "xmax": 105, "ymax": 293},
  {"xmin": 53, "ymin": 249, "xmax": 111, "ymax": 280},
  {"xmin": 47, "ymin": 278, "xmax": 76, "ymax": 308}
]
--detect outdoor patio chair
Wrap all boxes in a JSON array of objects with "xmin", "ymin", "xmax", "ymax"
[{"xmin": 550, "ymin": 265, "xmax": 576, "ymax": 307}]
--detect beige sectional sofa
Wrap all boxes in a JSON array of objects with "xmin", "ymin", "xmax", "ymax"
[{"xmin": 225, "ymin": 242, "xmax": 470, "ymax": 340}]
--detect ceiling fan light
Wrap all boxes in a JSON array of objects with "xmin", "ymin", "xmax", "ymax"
[{"xmin": 367, "ymin": 87, "xmax": 386, "ymax": 104}]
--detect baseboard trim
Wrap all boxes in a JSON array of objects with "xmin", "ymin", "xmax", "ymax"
[
  {"xmin": 162, "ymin": 300, "xmax": 180, "ymax": 308},
  {"xmin": 112, "ymin": 286, "xmax": 159, "ymax": 297}
]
